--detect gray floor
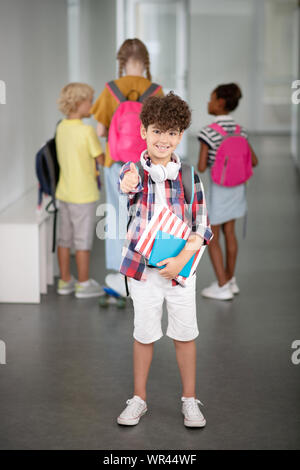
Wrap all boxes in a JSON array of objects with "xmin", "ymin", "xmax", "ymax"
[{"xmin": 0, "ymin": 135, "xmax": 300, "ymax": 450}]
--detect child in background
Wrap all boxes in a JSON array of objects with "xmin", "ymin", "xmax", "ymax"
[
  {"xmin": 91, "ymin": 38, "xmax": 163, "ymax": 297},
  {"xmin": 117, "ymin": 93, "xmax": 213, "ymax": 428},
  {"xmin": 198, "ymin": 83, "xmax": 258, "ymax": 300},
  {"xmin": 56, "ymin": 83, "xmax": 105, "ymax": 298}
]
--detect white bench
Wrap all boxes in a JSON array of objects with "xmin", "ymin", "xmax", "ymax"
[{"xmin": 0, "ymin": 187, "xmax": 56, "ymax": 303}]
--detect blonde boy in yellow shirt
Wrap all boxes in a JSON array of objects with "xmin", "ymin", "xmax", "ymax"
[{"xmin": 56, "ymin": 83, "xmax": 104, "ymax": 298}]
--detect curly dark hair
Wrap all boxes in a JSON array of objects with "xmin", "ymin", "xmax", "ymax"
[
  {"xmin": 140, "ymin": 92, "xmax": 191, "ymax": 132},
  {"xmin": 214, "ymin": 83, "xmax": 242, "ymax": 112}
]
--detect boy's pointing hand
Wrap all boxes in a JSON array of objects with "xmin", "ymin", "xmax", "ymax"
[{"xmin": 120, "ymin": 163, "xmax": 140, "ymax": 193}]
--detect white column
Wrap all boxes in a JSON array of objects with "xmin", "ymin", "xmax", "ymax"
[
  {"xmin": 67, "ymin": 0, "xmax": 81, "ymax": 82},
  {"xmin": 291, "ymin": 6, "xmax": 300, "ymax": 170}
]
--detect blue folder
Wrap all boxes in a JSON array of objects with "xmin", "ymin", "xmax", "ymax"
[{"xmin": 148, "ymin": 230, "xmax": 196, "ymax": 277}]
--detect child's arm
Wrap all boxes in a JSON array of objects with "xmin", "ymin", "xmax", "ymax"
[
  {"xmin": 97, "ymin": 122, "xmax": 108, "ymax": 138},
  {"xmin": 95, "ymin": 153, "xmax": 105, "ymax": 166},
  {"xmin": 157, "ymin": 172, "xmax": 213, "ymax": 280},
  {"xmin": 118, "ymin": 162, "xmax": 143, "ymax": 201},
  {"xmin": 87, "ymin": 126, "xmax": 104, "ymax": 164},
  {"xmin": 249, "ymin": 144, "xmax": 258, "ymax": 167},
  {"xmin": 120, "ymin": 163, "xmax": 139, "ymax": 193},
  {"xmin": 197, "ymin": 142, "xmax": 209, "ymax": 172},
  {"xmin": 157, "ymin": 233, "xmax": 204, "ymax": 280}
]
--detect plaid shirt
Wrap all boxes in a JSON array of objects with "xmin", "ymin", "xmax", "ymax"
[{"xmin": 118, "ymin": 160, "xmax": 213, "ymax": 285}]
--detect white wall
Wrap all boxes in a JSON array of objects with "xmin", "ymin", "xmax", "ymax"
[
  {"xmin": 0, "ymin": 0, "xmax": 117, "ymax": 213},
  {"xmin": 188, "ymin": 0, "xmax": 297, "ymax": 135},
  {"xmin": 65, "ymin": 0, "xmax": 116, "ymax": 142},
  {"xmin": 78, "ymin": 0, "xmax": 116, "ymax": 96},
  {"xmin": 261, "ymin": 0, "xmax": 298, "ymax": 133},
  {"xmin": 189, "ymin": 0, "xmax": 255, "ymax": 134},
  {"xmin": 0, "ymin": 0, "xmax": 68, "ymax": 213},
  {"xmin": 291, "ymin": 7, "xmax": 300, "ymax": 171}
]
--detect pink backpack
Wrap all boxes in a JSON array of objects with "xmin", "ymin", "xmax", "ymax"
[
  {"xmin": 106, "ymin": 81, "xmax": 161, "ymax": 163},
  {"xmin": 209, "ymin": 123, "xmax": 253, "ymax": 187}
]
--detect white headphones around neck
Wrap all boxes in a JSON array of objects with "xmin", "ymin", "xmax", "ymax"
[{"xmin": 141, "ymin": 151, "xmax": 181, "ymax": 183}]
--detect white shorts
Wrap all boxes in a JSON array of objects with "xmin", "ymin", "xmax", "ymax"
[{"xmin": 129, "ymin": 267, "xmax": 198, "ymax": 344}]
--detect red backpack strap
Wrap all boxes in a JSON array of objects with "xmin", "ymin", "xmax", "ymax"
[
  {"xmin": 208, "ymin": 123, "xmax": 228, "ymax": 136},
  {"xmin": 235, "ymin": 124, "xmax": 241, "ymax": 134},
  {"xmin": 106, "ymin": 81, "xmax": 126, "ymax": 104}
]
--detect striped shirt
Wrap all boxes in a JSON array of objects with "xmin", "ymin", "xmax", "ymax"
[{"xmin": 198, "ymin": 115, "xmax": 248, "ymax": 167}]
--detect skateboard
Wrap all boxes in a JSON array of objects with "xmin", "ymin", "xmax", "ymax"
[{"xmin": 99, "ymin": 286, "xmax": 126, "ymax": 309}]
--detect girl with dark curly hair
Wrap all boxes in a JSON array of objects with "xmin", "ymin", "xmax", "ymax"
[{"xmin": 198, "ymin": 83, "xmax": 258, "ymax": 300}]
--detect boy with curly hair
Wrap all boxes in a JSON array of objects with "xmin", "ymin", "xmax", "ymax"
[
  {"xmin": 117, "ymin": 92, "xmax": 213, "ymax": 428},
  {"xmin": 56, "ymin": 83, "xmax": 104, "ymax": 298}
]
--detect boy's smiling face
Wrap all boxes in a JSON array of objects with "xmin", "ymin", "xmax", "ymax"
[{"xmin": 141, "ymin": 124, "xmax": 183, "ymax": 166}]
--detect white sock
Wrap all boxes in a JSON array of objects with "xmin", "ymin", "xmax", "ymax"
[{"xmin": 78, "ymin": 279, "xmax": 90, "ymax": 287}]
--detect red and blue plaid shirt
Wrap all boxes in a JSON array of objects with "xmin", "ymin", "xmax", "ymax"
[{"xmin": 118, "ymin": 160, "xmax": 213, "ymax": 285}]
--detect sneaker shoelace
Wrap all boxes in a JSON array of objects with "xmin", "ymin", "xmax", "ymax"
[
  {"xmin": 183, "ymin": 398, "xmax": 204, "ymax": 417},
  {"xmin": 124, "ymin": 398, "xmax": 144, "ymax": 418}
]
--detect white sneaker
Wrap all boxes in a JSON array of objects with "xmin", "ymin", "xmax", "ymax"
[
  {"xmin": 75, "ymin": 279, "xmax": 104, "ymax": 298},
  {"xmin": 117, "ymin": 395, "xmax": 147, "ymax": 426},
  {"xmin": 57, "ymin": 275, "xmax": 76, "ymax": 295},
  {"xmin": 229, "ymin": 276, "xmax": 240, "ymax": 295},
  {"xmin": 105, "ymin": 272, "xmax": 127, "ymax": 297},
  {"xmin": 182, "ymin": 397, "xmax": 206, "ymax": 428},
  {"xmin": 201, "ymin": 280, "xmax": 234, "ymax": 300}
]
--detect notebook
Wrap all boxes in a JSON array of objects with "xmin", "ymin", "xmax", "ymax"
[
  {"xmin": 148, "ymin": 230, "xmax": 196, "ymax": 278},
  {"xmin": 134, "ymin": 197, "xmax": 206, "ymax": 286}
]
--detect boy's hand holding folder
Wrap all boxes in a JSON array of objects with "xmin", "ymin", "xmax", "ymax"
[
  {"xmin": 135, "ymin": 205, "xmax": 206, "ymax": 286},
  {"xmin": 156, "ymin": 233, "xmax": 204, "ymax": 280}
]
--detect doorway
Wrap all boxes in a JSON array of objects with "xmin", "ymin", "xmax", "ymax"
[{"xmin": 116, "ymin": 0, "xmax": 189, "ymax": 157}]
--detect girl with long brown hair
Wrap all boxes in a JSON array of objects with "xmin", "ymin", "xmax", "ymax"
[{"xmin": 91, "ymin": 38, "xmax": 163, "ymax": 295}]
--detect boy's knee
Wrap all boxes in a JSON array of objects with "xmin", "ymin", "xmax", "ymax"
[
  {"xmin": 211, "ymin": 225, "xmax": 220, "ymax": 241},
  {"xmin": 134, "ymin": 338, "xmax": 155, "ymax": 346},
  {"xmin": 133, "ymin": 334, "xmax": 162, "ymax": 346},
  {"xmin": 223, "ymin": 220, "xmax": 235, "ymax": 237},
  {"xmin": 209, "ymin": 235, "xmax": 219, "ymax": 247},
  {"xmin": 173, "ymin": 338, "xmax": 196, "ymax": 346}
]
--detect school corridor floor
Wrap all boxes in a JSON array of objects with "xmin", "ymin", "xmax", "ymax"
[{"xmin": 0, "ymin": 135, "xmax": 299, "ymax": 450}]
